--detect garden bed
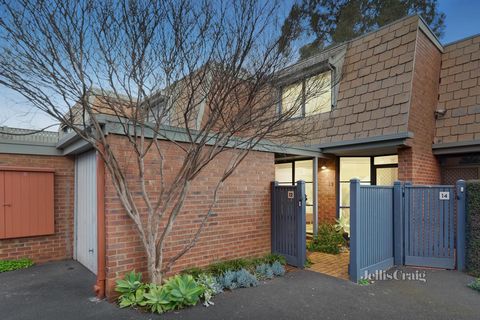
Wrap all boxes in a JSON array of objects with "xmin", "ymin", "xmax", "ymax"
[{"xmin": 115, "ymin": 253, "xmax": 287, "ymax": 314}]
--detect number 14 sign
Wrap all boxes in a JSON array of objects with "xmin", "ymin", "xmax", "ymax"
[{"xmin": 439, "ymin": 191, "xmax": 450, "ymax": 200}]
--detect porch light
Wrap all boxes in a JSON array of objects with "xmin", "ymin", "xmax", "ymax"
[{"xmin": 321, "ymin": 165, "xmax": 327, "ymax": 170}]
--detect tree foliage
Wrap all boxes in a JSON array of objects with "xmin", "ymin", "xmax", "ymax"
[{"xmin": 280, "ymin": 0, "xmax": 446, "ymax": 59}]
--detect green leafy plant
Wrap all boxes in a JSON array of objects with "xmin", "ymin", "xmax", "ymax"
[
  {"xmin": 466, "ymin": 181, "xmax": 480, "ymax": 277},
  {"xmin": 180, "ymin": 267, "xmax": 203, "ymax": 279},
  {"xmin": 143, "ymin": 284, "xmax": 171, "ymax": 313},
  {"xmin": 263, "ymin": 253, "xmax": 286, "ymax": 265},
  {"xmin": 115, "ymin": 270, "xmax": 146, "ymax": 308},
  {"xmin": 307, "ymin": 224, "xmax": 346, "ymax": 254},
  {"xmin": 119, "ymin": 287, "xmax": 147, "ymax": 308},
  {"xmin": 468, "ymin": 278, "xmax": 480, "ymax": 292},
  {"xmin": 305, "ymin": 257, "xmax": 313, "ymax": 268},
  {"xmin": 358, "ymin": 278, "xmax": 370, "ymax": 286},
  {"xmin": 334, "ymin": 215, "xmax": 350, "ymax": 234},
  {"xmin": 0, "ymin": 258, "xmax": 34, "ymax": 272},
  {"xmin": 115, "ymin": 270, "xmax": 144, "ymax": 295},
  {"xmin": 162, "ymin": 274, "xmax": 204, "ymax": 310},
  {"xmin": 196, "ymin": 273, "xmax": 222, "ymax": 307}
]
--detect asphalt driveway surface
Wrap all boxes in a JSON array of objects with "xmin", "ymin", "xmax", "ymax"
[{"xmin": 0, "ymin": 260, "xmax": 479, "ymax": 320}]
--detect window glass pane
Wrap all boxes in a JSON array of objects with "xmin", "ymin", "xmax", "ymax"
[
  {"xmin": 374, "ymin": 155, "xmax": 398, "ymax": 165},
  {"xmin": 339, "ymin": 157, "xmax": 371, "ymax": 182},
  {"xmin": 281, "ymin": 82, "xmax": 303, "ymax": 117},
  {"xmin": 275, "ymin": 163, "xmax": 292, "ymax": 184},
  {"xmin": 305, "ymin": 182, "xmax": 313, "ymax": 206},
  {"xmin": 294, "ymin": 160, "xmax": 313, "ymax": 182},
  {"xmin": 340, "ymin": 182, "xmax": 350, "ymax": 207},
  {"xmin": 305, "ymin": 71, "xmax": 332, "ymax": 115},
  {"xmin": 339, "ymin": 208, "xmax": 350, "ymax": 234},
  {"xmin": 376, "ymin": 167, "xmax": 398, "ymax": 185}
]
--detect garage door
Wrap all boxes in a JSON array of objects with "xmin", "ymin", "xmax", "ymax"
[{"xmin": 75, "ymin": 150, "xmax": 97, "ymax": 274}]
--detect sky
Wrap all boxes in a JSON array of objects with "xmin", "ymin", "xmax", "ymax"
[{"xmin": 0, "ymin": 0, "xmax": 479, "ymax": 130}]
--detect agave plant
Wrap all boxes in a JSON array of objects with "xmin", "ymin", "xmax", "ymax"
[
  {"xmin": 118, "ymin": 287, "xmax": 147, "ymax": 308},
  {"xmin": 334, "ymin": 215, "xmax": 350, "ymax": 235},
  {"xmin": 115, "ymin": 270, "xmax": 144, "ymax": 295},
  {"xmin": 143, "ymin": 284, "xmax": 171, "ymax": 313},
  {"xmin": 162, "ymin": 274, "xmax": 204, "ymax": 310}
]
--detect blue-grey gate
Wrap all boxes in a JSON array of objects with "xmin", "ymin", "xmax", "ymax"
[
  {"xmin": 403, "ymin": 184, "xmax": 456, "ymax": 269},
  {"xmin": 349, "ymin": 180, "xmax": 394, "ymax": 282},
  {"xmin": 271, "ymin": 181, "xmax": 306, "ymax": 268},
  {"xmin": 349, "ymin": 179, "xmax": 467, "ymax": 282}
]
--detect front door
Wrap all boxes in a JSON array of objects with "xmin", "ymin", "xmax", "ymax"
[{"xmin": 75, "ymin": 150, "xmax": 98, "ymax": 274}]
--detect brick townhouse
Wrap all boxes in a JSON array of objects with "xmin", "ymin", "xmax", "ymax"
[{"xmin": 0, "ymin": 14, "xmax": 478, "ymax": 298}]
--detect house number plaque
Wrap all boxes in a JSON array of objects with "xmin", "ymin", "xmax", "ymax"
[{"xmin": 439, "ymin": 191, "xmax": 450, "ymax": 200}]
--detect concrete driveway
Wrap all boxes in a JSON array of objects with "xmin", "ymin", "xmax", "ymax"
[{"xmin": 0, "ymin": 260, "xmax": 479, "ymax": 320}]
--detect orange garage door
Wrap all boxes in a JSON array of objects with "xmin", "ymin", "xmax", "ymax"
[{"xmin": 0, "ymin": 168, "xmax": 54, "ymax": 239}]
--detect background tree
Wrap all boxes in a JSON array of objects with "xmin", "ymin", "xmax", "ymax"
[
  {"xmin": 0, "ymin": 0, "xmax": 327, "ymax": 284},
  {"xmin": 280, "ymin": 0, "xmax": 446, "ymax": 59}
]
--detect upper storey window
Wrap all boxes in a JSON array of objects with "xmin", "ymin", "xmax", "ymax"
[{"xmin": 281, "ymin": 70, "xmax": 332, "ymax": 118}]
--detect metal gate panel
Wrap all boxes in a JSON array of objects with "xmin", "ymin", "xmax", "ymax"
[
  {"xmin": 75, "ymin": 150, "xmax": 98, "ymax": 274},
  {"xmin": 271, "ymin": 181, "xmax": 306, "ymax": 268},
  {"xmin": 404, "ymin": 185, "xmax": 455, "ymax": 269}
]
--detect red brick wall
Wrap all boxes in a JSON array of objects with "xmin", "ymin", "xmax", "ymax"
[
  {"xmin": 103, "ymin": 134, "xmax": 274, "ymax": 297},
  {"xmin": 399, "ymin": 30, "xmax": 442, "ymax": 184},
  {"xmin": 0, "ymin": 154, "xmax": 74, "ymax": 263},
  {"xmin": 318, "ymin": 158, "xmax": 337, "ymax": 223}
]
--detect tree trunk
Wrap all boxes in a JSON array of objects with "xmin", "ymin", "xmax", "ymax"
[{"xmin": 147, "ymin": 250, "xmax": 163, "ymax": 284}]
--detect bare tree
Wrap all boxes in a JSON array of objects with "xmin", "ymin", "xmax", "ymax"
[{"xmin": 0, "ymin": 0, "xmax": 331, "ymax": 283}]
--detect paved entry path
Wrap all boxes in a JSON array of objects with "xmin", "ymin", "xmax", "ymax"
[
  {"xmin": 1, "ymin": 260, "xmax": 479, "ymax": 320},
  {"xmin": 307, "ymin": 251, "xmax": 350, "ymax": 279}
]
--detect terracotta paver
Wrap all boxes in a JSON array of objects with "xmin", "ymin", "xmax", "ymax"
[{"xmin": 307, "ymin": 251, "xmax": 350, "ymax": 280}]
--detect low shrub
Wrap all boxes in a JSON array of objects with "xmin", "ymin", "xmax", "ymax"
[
  {"xmin": 0, "ymin": 258, "xmax": 34, "ymax": 273},
  {"xmin": 180, "ymin": 267, "xmax": 203, "ymax": 279},
  {"xmin": 204, "ymin": 254, "xmax": 286, "ymax": 276},
  {"xmin": 218, "ymin": 270, "xmax": 238, "ymax": 290},
  {"xmin": 468, "ymin": 278, "xmax": 480, "ymax": 292},
  {"xmin": 217, "ymin": 269, "xmax": 259, "ymax": 290},
  {"xmin": 235, "ymin": 269, "xmax": 259, "ymax": 288},
  {"xmin": 196, "ymin": 273, "xmax": 222, "ymax": 307},
  {"xmin": 263, "ymin": 253, "xmax": 287, "ymax": 265},
  {"xmin": 307, "ymin": 224, "xmax": 346, "ymax": 254},
  {"xmin": 255, "ymin": 263, "xmax": 274, "ymax": 280},
  {"xmin": 271, "ymin": 261, "xmax": 286, "ymax": 276}
]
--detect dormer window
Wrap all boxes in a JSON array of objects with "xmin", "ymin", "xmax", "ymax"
[{"xmin": 280, "ymin": 70, "xmax": 332, "ymax": 118}]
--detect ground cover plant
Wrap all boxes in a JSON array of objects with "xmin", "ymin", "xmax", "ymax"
[
  {"xmin": 0, "ymin": 258, "xmax": 34, "ymax": 273},
  {"xmin": 468, "ymin": 278, "xmax": 480, "ymax": 292}
]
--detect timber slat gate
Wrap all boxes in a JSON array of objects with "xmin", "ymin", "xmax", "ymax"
[
  {"xmin": 271, "ymin": 181, "xmax": 306, "ymax": 268},
  {"xmin": 350, "ymin": 179, "xmax": 466, "ymax": 282}
]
